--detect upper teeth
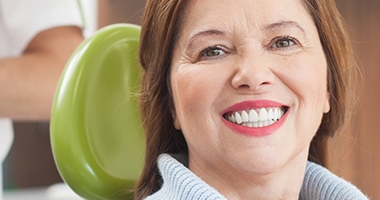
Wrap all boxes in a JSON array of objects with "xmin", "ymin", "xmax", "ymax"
[{"xmin": 225, "ymin": 107, "xmax": 285, "ymax": 128}]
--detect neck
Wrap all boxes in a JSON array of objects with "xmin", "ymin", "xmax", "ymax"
[{"xmin": 189, "ymin": 149, "xmax": 309, "ymax": 200}]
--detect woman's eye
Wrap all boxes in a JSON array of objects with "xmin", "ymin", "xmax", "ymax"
[
  {"xmin": 269, "ymin": 36, "xmax": 300, "ymax": 50},
  {"xmin": 275, "ymin": 39, "xmax": 294, "ymax": 48},
  {"xmin": 198, "ymin": 46, "xmax": 226, "ymax": 60}
]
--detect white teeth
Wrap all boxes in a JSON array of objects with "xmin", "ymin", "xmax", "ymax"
[
  {"xmin": 258, "ymin": 121, "xmax": 263, "ymax": 127},
  {"xmin": 231, "ymin": 115, "xmax": 236, "ymax": 123},
  {"xmin": 268, "ymin": 108, "xmax": 274, "ymax": 121},
  {"xmin": 274, "ymin": 108, "xmax": 279, "ymax": 120},
  {"xmin": 280, "ymin": 109, "xmax": 284, "ymax": 118},
  {"xmin": 225, "ymin": 107, "xmax": 286, "ymax": 128},
  {"xmin": 249, "ymin": 109, "xmax": 259, "ymax": 122},
  {"xmin": 241, "ymin": 110, "xmax": 249, "ymax": 122},
  {"xmin": 262, "ymin": 121, "xmax": 267, "ymax": 127},
  {"xmin": 258, "ymin": 108, "xmax": 267, "ymax": 122},
  {"xmin": 235, "ymin": 112, "xmax": 242, "ymax": 124}
]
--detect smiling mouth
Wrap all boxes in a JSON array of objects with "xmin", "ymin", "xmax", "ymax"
[{"xmin": 223, "ymin": 107, "xmax": 288, "ymax": 128}]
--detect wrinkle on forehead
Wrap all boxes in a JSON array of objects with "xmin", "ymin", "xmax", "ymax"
[{"xmin": 182, "ymin": 0, "xmax": 313, "ymax": 33}]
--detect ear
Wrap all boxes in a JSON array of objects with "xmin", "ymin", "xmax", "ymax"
[
  {"xmin": 323, "ymin": 91, "xmax": 331, "ymax": 113},
  {"xmin": 172, "ymin": 110, "xmax": 181, "ymax": 130}
]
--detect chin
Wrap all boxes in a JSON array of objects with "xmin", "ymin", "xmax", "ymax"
[{"xmin": 223, "ymin": 151, "xmax": 290, "ymax": 176}]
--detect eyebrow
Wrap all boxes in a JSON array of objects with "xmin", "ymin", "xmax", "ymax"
[
  {"xmin": 187, "ymin": 29, "xmax": 225, "ymax": 50},
  {"xmin": 190, "ymin": 29, "xmax": 225, "ymax": 39},
  {"xmin": 186, "ymin": 21, "xmax": 307, "ymax": 49},
  {"xmin": 263, "ymin": 20, "xmax": 307, "ymax": 34}
]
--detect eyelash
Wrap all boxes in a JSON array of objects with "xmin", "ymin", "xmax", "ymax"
[
  {"xmin": 267, "ymin": 35, "xmax": 301, "ymax": 50},
  {"xmin": 197, "ymin": 45, "xmax": 228, "ymax": 61}
]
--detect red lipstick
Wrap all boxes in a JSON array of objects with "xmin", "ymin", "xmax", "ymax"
[{"xmin": 221, "ymin": 100, "xmax": 289, "ymax": 137}]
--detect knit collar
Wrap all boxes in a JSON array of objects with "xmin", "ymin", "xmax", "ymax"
[
  {"xmin": 153, "ymin": 154, "xmax": 226, "ymax": 200},
  {"xmin": 147, "ymin": 153, "xmax": 367, "ymax": 200}
]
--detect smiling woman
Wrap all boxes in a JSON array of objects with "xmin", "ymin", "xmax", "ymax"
[{"xmin": 135, "ymin": 0, "xmax": 367, "ymax": 199}]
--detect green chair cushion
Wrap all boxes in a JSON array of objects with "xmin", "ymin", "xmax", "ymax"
[{"xmin": 50, "ymin": 23, "xmax": 144, "ymax": 200}]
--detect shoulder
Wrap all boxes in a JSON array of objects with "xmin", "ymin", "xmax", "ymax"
[{"xmin": 300, "ymin": 161, "xmax": 368, "ymax": 200}]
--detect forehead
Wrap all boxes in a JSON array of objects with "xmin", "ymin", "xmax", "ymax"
[{"xmin": 180, "ymin": 0, "xmax": 315, "ymax": 38}]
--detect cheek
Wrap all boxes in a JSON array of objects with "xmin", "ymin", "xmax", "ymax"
[
  {"xmin": 173, "ymin": 69, "xmax": 207, "ymax": 107},
  {"xmin": 171, "ymin": 64, "xmax": 230, "ymax": 131},
  {"xmin": 285, "ymin": 56, "xmax": 330, "ymax": 141},
  {"xmin": 171, "ymin": 67, "xmax": 215, "ymax": 128},
  {"xmin": 282, "ymin": 55, "xmax": 329, "ymax": 105}
]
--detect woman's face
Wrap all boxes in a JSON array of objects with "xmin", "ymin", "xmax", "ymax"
[{"xmin": 170, "ymin": 0, "xmax": 330, "ymax": 180}]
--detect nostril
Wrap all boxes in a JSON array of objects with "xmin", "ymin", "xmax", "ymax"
[
  {"xmin": 260, "ymin": 81, "xmax": 271, "ymax": 85},
  {"xmin": 238, "ymin": 84, "xmax": 250, "ymax": 89}
]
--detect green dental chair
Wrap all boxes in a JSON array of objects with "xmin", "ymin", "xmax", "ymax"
[{"xmin": 50, "ymin": 23, "xmax": 145, "ymax": 200}]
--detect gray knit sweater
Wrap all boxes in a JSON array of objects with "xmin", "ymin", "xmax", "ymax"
[{"xmin": 145, "ymin": 154, "xmax": 367, "ymax": 200}]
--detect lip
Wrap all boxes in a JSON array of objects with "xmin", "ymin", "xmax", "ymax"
[{"xmin": 221, "ymin": 100, "xmax": 289, "ymax": 137}]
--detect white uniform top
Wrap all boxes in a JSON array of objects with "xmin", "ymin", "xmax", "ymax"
[{"xmin": 0, "ymin": 0, "xmax": 97, "ymax": 198}]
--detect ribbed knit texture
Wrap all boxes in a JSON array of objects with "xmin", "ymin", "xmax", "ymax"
[
  {"xmin": 145, "ymin": 154, "xmax": 226, "ymax": 200},
  {"xmin": 145, "ymin": 154, "xmax": 367, "ymax": 200},
  {"xmin": 300, "ymin": 161, "xmax": 368, "ymax": 200}
]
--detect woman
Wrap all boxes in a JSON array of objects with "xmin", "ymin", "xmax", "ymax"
[{"xmin": 136, "ymin": 0, "xmax": 367, "ymax": 199}]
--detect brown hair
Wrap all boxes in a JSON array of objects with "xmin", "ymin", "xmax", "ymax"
[
  {"xmin": 302, "ymin": 0, "xmax": 355, "ymax": 165},
  {"xmin": 135, "ymin": 0, "xmax": 355, "ymax": 198}
]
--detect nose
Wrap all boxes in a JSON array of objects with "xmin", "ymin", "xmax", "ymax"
[{"xmin": 230, "ymin": 54, "xmax": 276, "ymax": 93}]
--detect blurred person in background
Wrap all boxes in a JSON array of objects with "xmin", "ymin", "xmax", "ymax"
[{"xmin": 0, "ymin": 0, "xmax": 96, "ymax": 197}]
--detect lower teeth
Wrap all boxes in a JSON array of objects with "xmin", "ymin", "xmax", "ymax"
[{"xmin": 240, "ymin": 119, "xmax": 278, "ymax": 128}]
